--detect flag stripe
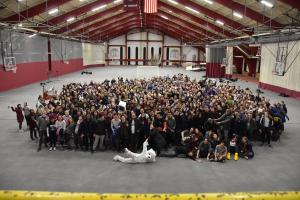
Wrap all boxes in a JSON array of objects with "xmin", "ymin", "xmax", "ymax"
[{"xmin": 144, "ymin": 0, "xmax": 157, "ymax": 13}]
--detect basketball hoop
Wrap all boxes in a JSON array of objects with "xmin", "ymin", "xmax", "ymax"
[{"xmin": 4, "ymin": 57, "xmax": 17, "ymax": 73}]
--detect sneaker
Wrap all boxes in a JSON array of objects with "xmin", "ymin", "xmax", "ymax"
[
  {"xmin": 49, "ymin": 147, "xmax": 53, "ymax": 151},
  {"xmin": 53, "ymin": 147, "xmax": 56, "ymax": 151}
]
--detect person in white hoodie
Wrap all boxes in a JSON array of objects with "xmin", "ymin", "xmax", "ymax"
[{"xmin": 55, "ymin": 115, "xmax": 66, "ymax": 150}]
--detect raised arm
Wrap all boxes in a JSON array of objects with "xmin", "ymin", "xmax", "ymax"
[{"xmin": 142, "ymin": 138, "xmax": 149, "ymax": 154}]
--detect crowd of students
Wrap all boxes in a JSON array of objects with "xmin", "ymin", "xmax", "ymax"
[{"xmin": 10, "ymin": 74, "xmax": 289, "ymax": 162}]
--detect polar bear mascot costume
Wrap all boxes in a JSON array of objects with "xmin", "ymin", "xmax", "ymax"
[{"xmin": 113, "ymin": 138, "xmax": 156, "ymax": 163}]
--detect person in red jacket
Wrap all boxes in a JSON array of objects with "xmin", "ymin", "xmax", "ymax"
[{"xmin": 9, "ymin": 104, "xmax": 24, "ymax": 132}]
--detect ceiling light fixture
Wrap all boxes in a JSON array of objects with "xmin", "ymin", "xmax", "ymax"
[
  {"xmin": 185, "ymin": 6, "xmax": 199, "ymax": 14},
  {"xmin": 28, "ymin": 33, "xmax": 37, "ymax": 38},
  {"xmin": 203, "ymin": 0, "xmax": 213, "ymax": 4},
  {"xmin": 48, "ymin": 8, "xmax": 58, "ymax": 15},
  {"xmin": 67, "ymin": 17, "xmax": 75, "ymax": 22},
  {"xmin": 168, "ymin": 0, "xmax": 178, "ymax": 5},
  {"xmin": 161, "ymin": 15, "xmax": 169, "ymax": 20},
  {"xmin": 92, "ymin": 4, "xmax": 107, "ymax": 12},
  {"xmin": 216, "ymin": 20, "xmax": 224, "ymax": 25},
  {"xmin": 18, "ymin": 23, "xmax": 22, "ymax": 27},
  {"xmin": 233, "ymin": 11, "xmax": 243, "ymax": 19},
  {"xmin": 260, "ymin": 0, "xmax": 274, "ymax": 8},
  {"xmin": 113, "ymin": 0, "xmax": 122, "ymax": 3}
]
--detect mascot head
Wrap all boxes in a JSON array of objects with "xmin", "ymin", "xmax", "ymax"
[{"xmin": 145, "ymin": 149, "xmax": 156, "ymax": 162}]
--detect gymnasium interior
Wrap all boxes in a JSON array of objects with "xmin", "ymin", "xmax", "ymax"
[{"xmin": 0, "ymin": 0, "xmax": 299, "ymax": 199}]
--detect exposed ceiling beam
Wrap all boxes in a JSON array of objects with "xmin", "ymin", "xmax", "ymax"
[
  {"xmin": 103, "ymin": 26, "xmax": 189, "ymax": 42},
  {"xmin": 170, "ymin": 0, "xmax": 251, "ymax": 35},
  {"xmin": 1, "ymin": 0, "xmax": 72, "ymax": 22},
  {"xmin": 279, "ymin": 0, "xmax": 300, "ymax": 11},
  {"xmin": 159, "ymin": 1, "xmax": 238, "ymax": 38},
  {"xmin": 145, "ymin": 23, "xmax": 193, "ymax": 41},
  {"xmin": 214, "ymin": 0, "xmax": 283, "ymax": 28},
  {"xmin": 43, "ymin": 0, "xmax": 115, "ymax": 31},
  {"xmin": 89, "ymin": 18, "xmax": 141, "ymax": 37},
  {"xmin": 145, "ymin": 18, "xmax": 200, "ymax": 41},
  {"xmin": 70, "ymin": 13, "xmax": 138, "ymax": 36},
  {"xmin": 158, "ymin": 9, "xmax": 218, "ymax": 40},
  {"xmin": 94, "ymin": 23, "xmax": 191, "ymax": 42},
  {"xmin": 53, "ymin": 4, "xmax": 124, "ymax": 34},
  {"xmin": 90, "ymin": 23, "xmax": 140, "ymax": 40}
]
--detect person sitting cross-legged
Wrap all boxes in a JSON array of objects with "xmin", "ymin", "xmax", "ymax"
[
  {"xmin": 239, "ymin": 136, "xmax": 254, "ymax": 160},
  {"xmin": 214, "ymin": 140, "xmax": 227, "ymax": 162}
]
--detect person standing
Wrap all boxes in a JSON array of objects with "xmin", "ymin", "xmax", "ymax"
[
  {"xmin": 28, "ymin": 109, "xmax": 38, "ymax": 140},
  {"xmin": 129, "ymin": 112, "xmax": 140, "ymax": 152},
  {"xmin": 260, "ymin": 111, "xmax": 272, "ymax": 147},
  {"xmin": 55, "ymin": 115, "xmax": 66, "ymax": 150},
  {"xmin": 37, "ymin": 110, "xmax": 49, "ymax": 152},
  {"xmin": 23, "ymin": 102, "xmax": 31, "ymax": 131},
  {"xmin": 166, "ymin": 111, "xmax": 176, "ymax": 146},
  {"xmin": 119, "ymin": 115, "xmax": 130, "ymax": 150},
  {"xmin": 48, "ymin": 117, "xmax": 57, "ymax": 151},
  {"xmin": 111, "ymin": 114, "xmax": 121, "ymax": 151},
  {"xmin": 93, "ymin": 114, "xmax": 106, "ymax": 151},
  {"xmin": 9, "ymin": 104, "xmax": 24, "ymax": 132}
]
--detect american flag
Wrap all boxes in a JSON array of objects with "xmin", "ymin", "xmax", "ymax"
[{"xmin": 144, "ymin": 0, "xmax": 157, "ymax": 13}]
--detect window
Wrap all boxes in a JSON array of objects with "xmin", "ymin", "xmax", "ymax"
[
  {"xmin": 151, "ymin": 47, "xmax": 154, "ymax": 59},
  {"xmin": 143, "ymin": 47, "xmax": 147, "ymax": 65},
  {"xmin": 128, "ymin": 46, "xmax": 131, "ymax": 65},
  {"xmin": 166, "ymin": 47, "xmax": 169, "ymax": 65},
  {"xmin": 120, "ymin": 47, "xmax": 123, "ymax": 65},
  {"xmin": 135, "ymin": 47, "xmax": 138, "ymax": 65},
  {"xmin": 159, "ymin": 47, "xmax": 162, "ymax": 57}
]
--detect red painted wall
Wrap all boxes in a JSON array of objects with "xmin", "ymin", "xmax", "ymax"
[
  {"xmin": 51, "ymin": 58, "xmax": 84, "ymax": 77},
  {"xmin": 233, "ymin": 57, "xmax": 243, "ymax": 74},
  {"xmin": 0, "ymin": 58, "xmax": 84, "ymax": 92},
  {"xmin": 206, "ymin": 63, "xmax": 225, "ymax": 78},
  {"xmin": 0, "ymin": 61, "xmax": 49, "ymax": 92},
  {"xmin": 259, "ymin": 82, "xmax": 300, "ymax": 100},
  {"xmin": 246, "ymin": 58, "xmax": 256, "ymax": 77}
]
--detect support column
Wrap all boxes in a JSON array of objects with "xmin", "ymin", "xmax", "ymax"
[
  {"xmin": 125, "ymin": 33, "xmax": 128, "ymax": 65},
  {"xmin": 162, "ymin": 34, "xmax": 164, "ymax": 66},
  {"xmin": 107, "ymin": 43, "xmax": 110, "ymax": 66},
  {"xmin": 180, "ymin": 41, "xmax": 183, "ymax": 66},
  {"xmin": 225, "ymin": 46, "xmax": 233, "ymax": 79},
  {"xmin": 205, "ymin": 46, "xmax": 225, "ymax": 78},
  {"xmin": 146, "ymin": 31, "xmax": 149, "ymax": 65}
]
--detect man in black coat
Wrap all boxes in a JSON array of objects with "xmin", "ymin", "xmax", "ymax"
[
  {"xmin": 93, "ymin": 114, "xmax": 106, "ymax": 151},
  {"xmin": 129, "ymin": 112, "xmax": 141, "ymax": 152},
  {"xmin": 79, "ymin": 114, "xmax": 95, "ymax": 151}
]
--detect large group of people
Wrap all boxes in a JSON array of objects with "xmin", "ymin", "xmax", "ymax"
[{"xmin": 10, "ymin": 74, "xmax": 289, "ymax": 162}]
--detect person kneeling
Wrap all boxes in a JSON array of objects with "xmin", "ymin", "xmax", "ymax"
[
  {"xmin": 214, "ymin": 141, "xmax": 227, "ymax": 162},
  {"xmin": 196, "ymin": 138, "xmax": 211, "ymax": 161}
]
